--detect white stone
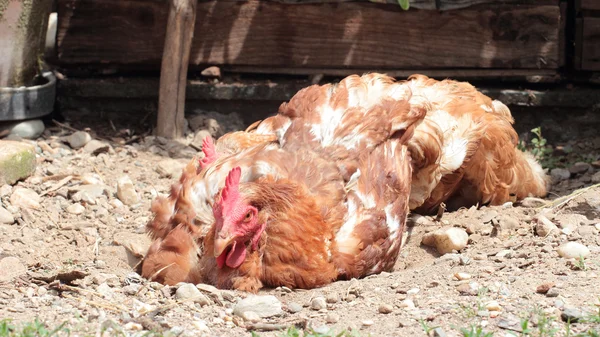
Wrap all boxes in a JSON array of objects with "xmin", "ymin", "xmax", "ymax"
[
  {"xmin": 0, "ymin": 206, "xmax": 14, "ymax": 224},
  {"xmin": 421, "ymin": 227, "xmax": 469, "ymax": 254},
  {"xmin": 67, "ymin": 131, "xmax": 92, "ymax": 149},
  {"xmin": 117, "ymin": 176, "xmax": 139, "ymax": 205},
  {"xmin": 233, "ymin": 295, "xmax": 283, "ymax": 318},
  {"xmin": 557, "ymin": 242, "xmax": 591, "ymax": 259},
  {"xmin": 66, "ymin": 203, "xmax": 85, "ymax": 215},
  {"xmin": 10, "ymin": 187, "xmax": 41, "ymax": 209}
]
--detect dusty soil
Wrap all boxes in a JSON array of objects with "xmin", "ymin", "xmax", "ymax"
[{"xmin": 0, "ymin": 110, "xmax": 599, "ymax": 337}]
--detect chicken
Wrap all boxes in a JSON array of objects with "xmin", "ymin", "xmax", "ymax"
[{"xmin": 141, "ymin": 73, "xmax": 548, "ymax": 291}]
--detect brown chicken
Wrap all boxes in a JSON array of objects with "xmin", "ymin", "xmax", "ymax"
[{"xmin": 141, "ymin": 73, "xmax": 548, "ymax": 291}]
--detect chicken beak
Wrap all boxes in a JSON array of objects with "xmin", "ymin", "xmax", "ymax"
[{"xmin": 214, "ymin": 236, "xmax": 235, "ymax": 257}]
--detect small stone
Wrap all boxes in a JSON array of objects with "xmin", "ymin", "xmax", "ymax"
[
  {"xmin": 536, "ymin": 282, "xmax": 555, "ymax": 294},
  {"xmin": 378, "ymin": 304, "xmax": 394, "ymax": 314},
  {"xmin": 362, "ymin": 320, "xmax": 374, "ymax": 326},
  {"xmin": 201, "ymin": 66, "xmax": 221, "ymax": 78},
  {"xmin": 175, "ymin": 283, "xmax": 210, "ymax": 305},
  {"xmin": 10, "ymin": 187, "xmax": 40, "ymax": 209},
  {"xmin": 535, "ymin": 215, "xmax": 558, "ymax": 237},
  {"xmin": 546, "ymin": 288, "xmax": 560, "ymax": 298},
  {"xmin": 551, "ymin": 168, "xmax": 571, "ymax": 181},
  {"xmin": 592, "ymin": 172, "xmax": 600, "ymax": 184},
  {"xmin": 485, "ymin": 300, "xmax": 501, "ymax": 311},
  {"xmin": 0, "ymin": 206, "xmax": 14, "ymax": 224},
  {"xmin": 96, "ymin": 283, "xmax": 113, "ymax": 298},
  {"xmin": 557, "ymin": 242, "xmax": 590, "ymax": 259},
  {"xmin": 117, "ymin": 176, "xmax": 139, "ymax": 205},
  {"xmin": 66, "ymin": 203, "xmax": 85, "ymax": 215},
  {"xmin": 432, "ymin": 327, "xmax": 447, "ymax": 337},
  {"xmin": 0, "ymin": 257, "xmax": 27, "ymax": 282},
  {"xmin": 286, "ymin": 302, "xmax": 302, "ymax": 313},
  {"xmin": 495, "ymin": 250, "xmax": 513, "ymax": 258},
  {"xmin": 326, "ymin": 293, "xmax": 339, "ymax": 304},
  {"xmin": 569, "ymin": 162, "xmax": 592, "ymax": 175},
  {"xmin": 0, "ymin": 140, "xmax": 37, "ymax": 185},
  {"xmin": 422, "ymin": 227, "xmax": 469, "ymax": 254},
  {"xmin": 83, "ymin": 140, "xmax": 111, "ymax": 155},
  {"xmin": 240, "ymin": 311, "xmax": 261, "ymax": 323},
  {"xmin": 123, "ymin": 322, "xmax": 143, "ymax": 331},
  {"xmin": 1, "ymin": 120, "xmax": 45, "ymax": 139},
  {"xmin": 399, "ymin": 299, "xmax": 416, "ymax": 309},
  {"xmin": 233, "ymin": 295, "xmax": 283, "ymax": 318},
  {"xmin": 456, "ymin": 283, "xmax": 478, "ymax": 296},
  {"xmin": 311, "ymin": 297, "xmax": 327, "ymax": 310},
  {"xmin": 110, "ymin": 199, "xmax": 124, "ymax": 209},
  {"xmin": 561, "ymin": 307, "xmax": 583, "ymax": 323},
  {"xmin": 459, "ymin": 256, "xmax": 472, "ymax": 265},
  {"xmin": 325, "ymin": 313, "xmax": 340, "ymax": 323},
  {"xmin": 454, "ymin": 272, "xmax": 472, "ymax": 280},
  {"xmin": 113, "ymin": 232, "xmax": 151, "ymax": 258},
  {"xmin": 192, "ymin": 320, "xmax": 209, "ymax": 332},
  {"xmin": 67, "ymin": 131, "xmax": 92, "ymax": 149},
  {"xmin": 407, "ymin": 287, "xmax": 420, "ymax": 295},
  {"xmin": 156, "ymin": 159, "xmax": 186, "ymax": 178}
]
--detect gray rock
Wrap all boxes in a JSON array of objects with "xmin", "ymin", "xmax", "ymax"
[
  {"xmin": 310, "ymin": 297, "xmax": 327, "ymax": 310},
  {"xmin": 569, "ymin": 162, "xmax": 592, "ymax": 175},
  {"xmin": 83, "ymin": 140, "xmax": 111, "ymax": 155},
  {"xmin": 176, "ymin": 283, "xmax": 210, "ymax": 305},
  {"xmin": 0, "ymin": 140, "xmax": 37, "ymax": 185},
  {"xmin": 0, "ymin": 257, "xmax": 27, "ymax": 282},
  {"xmin": 10, "ymin": 187, "xmax": 41, "ymax": 209},
  {"xmin": 117, "ymin": 176, "xmax": 139, "ymax": 205},
  {"xmin": 1, "ymin": 119, "xmax": 45, "ymax": 139},
  {"xmin": 550, "ymin": 168, "xmax": 571, "ymax": 181},
  {"xmin": 592, "ymin": 172, "xmax": 600, "ymax": 184},
  {"xmin": 156, "ymin": 159, "xmax": 186, "ymax": 179},
  {"xmin": 233, "ymin": 295, "xmax": 283, "ymax": 318},
  {"xmin": 70, "ymin": 184, "xmax": 108, "ymax": 204},
  {"xmin": 0, "ymin": 206, "xmax": 14, "ymax": 224},
  {"xmin": 67, "ymin": 131, "xmax": 92, "ymax": 149},
  {"xmin": 561, "ymin": 307, "xmax": 583, "ymax": 323},
  {"xmin": 546, "ymin": 287, "xmax": 560, "ymax": 298},
  {"xmin": 286, "ymin": 302, "xmax": 303, "ymax": 313}
]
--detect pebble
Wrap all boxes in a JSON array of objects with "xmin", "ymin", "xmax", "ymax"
[
  {"xmin": 233, "ymin": 295, "xmax": 283, "ymax": 318},
  {"xmin": 311, "ymin": 297, "xmax": 327, "ymax": 310},
  {"xmin": 175, "ymin": 283, "xmax": 210, "ymax": 305},
  {"xmin": 0, "ymin": 257, "xmax": 27, "ymax": 283},
  {"xmin": 536, "ymin": 282, "xmax": 555, "ymax": 294},
  {"xmin": 192, "ymin": 320, "xmax": 210, "ymax": 332},
  {"xmin": 240, "ymin": 311, "xmax": 261, "ymax": 323},
  {"xmin": 561, "ymin": 307, "xmax": 583, "ymax": 323},
  {"xmin": 454, "ymin": 272, "xmax": 472, "ymax": 280},
  {"xmin": 432, "ymin": 327, "xmax": 447, "ymax": 337},
  {"xmin": 117, "ymin": 176, "xmax": 139, "ymax": 205},
  {"xmin": 485, "ymin": 301, "xmax": 501, "ymax": 311},
  {"xmin": 123, "ymin": 322, "xmax": 143, "ymax": 331},
  {"xmin": 557, "ymin": 242, "xmax": 591, "ymax": 259},
  {"xmin": 325, "ymin": 313, "xmax": 340, "ymax": 323},
  {"xmin": 67, "ymin": 131, "xmax": 92, "ymax": 149},
  {"xmin": 422, "ymin": 227, "xmax": 469, "ymax": 254},
  {"xmin": 326, "ymin": 293, "xmax": 339, "ymax": 304},
  {"xmin": 10, "ymin": 187, "xmax": 41, "ymax": 209},
  {"xmin": 569, "ymin": 162, "xmax": 592, "ymax": 175},
  {"xmin": 535, "ymin": 215, "xmax": 558, "ymax": 237},
  {"xmin": 0, "ymin": 206, "xmax": 14, "ymax": 224},
  {"xmin": 456, "ymin": 283, "xmax": 478, "ymax": 296},
  {"xmin": 362, "ymin": 320, "xmax": 374, "ymax": 326},
  {"xmin": 550, "ymin": 168, "xmax": 571, "ymax": 181},
  {"xmin": 66, "ymin": 203, "xmax": 85, "ymax": 215},
  {"xmin": 592, "ymin": 172, "xmax": 600, "ymax": 184},
  {"xmin": 378, "ymin": 304, "xmax": 394, "ymax": 314},
  {"xmin": 399, "ymin": 299, "xmax": 416, "ymax": 309},
  {"xmin": 83, "ymin": 140, "xmax": 111, "ymax": 155},
  {"xmin": 546, "ymin": 288, "xmax": 560, "ymax": 298},
  {"xmin": 286, "ymin": 302, "xmax": 302, "ymax": 313}
]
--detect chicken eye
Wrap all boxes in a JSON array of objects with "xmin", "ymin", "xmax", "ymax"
[{"xmin": 244, "ymin": 211, "xmax": 252, "ymax": 221}]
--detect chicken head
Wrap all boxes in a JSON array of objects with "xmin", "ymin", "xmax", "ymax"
[{"xmin": 212, "ymin": 167, "xmax": 265, "ymax": 269}]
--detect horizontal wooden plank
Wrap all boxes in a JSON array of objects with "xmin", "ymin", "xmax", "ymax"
[
  {"xmin": 577, "ymin": 0, "xmax": 600, "ymax": 11},
  {"xmin": 57, "ymin": 0, "xmax": 561, "ymax": 69},
  {"xmin": 581, "ymin": 18, "xmax": 600, "ymax": 70},
  {"xmin": 57, "ymin": 77, "xmax": 600, "ymax": 109}
]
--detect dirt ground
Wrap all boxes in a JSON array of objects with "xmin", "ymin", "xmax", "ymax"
[{"xmin": 0, "ymin": 109, "xmax": 599, "ymax": 337}]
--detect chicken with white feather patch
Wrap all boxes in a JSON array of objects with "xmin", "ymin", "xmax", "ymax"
[{"xmin": 141, "ymin": 73, "xmax": 548, "ymax": 292}]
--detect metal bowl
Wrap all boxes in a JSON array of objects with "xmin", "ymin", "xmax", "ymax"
[{"xmin": 0, "ymin": 71, "xmax": 56, "ymax": 121}]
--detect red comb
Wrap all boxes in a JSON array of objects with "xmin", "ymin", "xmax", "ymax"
[
  {"xmin": 200, "ymin": 136, "xmax": 218, "ymax": 169},
  {"xmin": 221, "ymin": 167, "xmax": 241, "ymax": 202}
]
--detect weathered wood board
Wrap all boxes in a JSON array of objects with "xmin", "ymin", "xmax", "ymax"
[
  {"xmin": 577, "ymin": 0, "xmax": 600, "ymax": 11},
  {"xmin": 580, "ymin": 18, "xmax": 600, "ymax": 70},
  {"xmin": 57, "ymin": 0, "xmax": 561, "ymax": 70}
]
